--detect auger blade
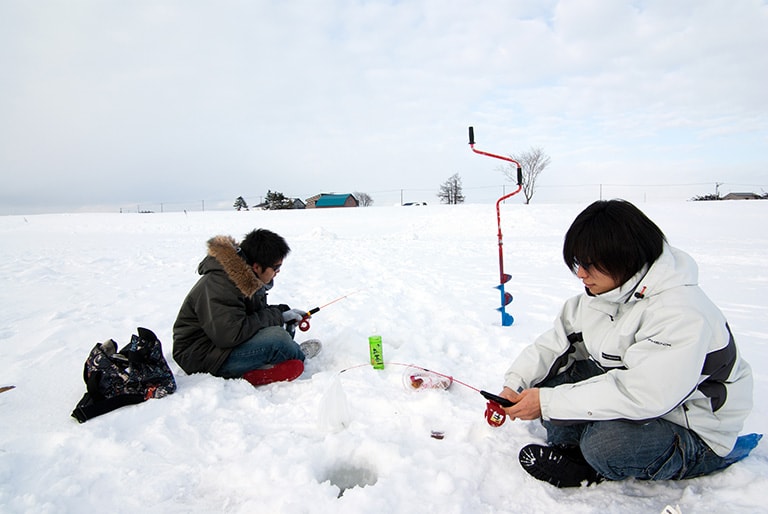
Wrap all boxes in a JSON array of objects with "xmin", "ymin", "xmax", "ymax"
[
  {"xmin": 496, "ymin": 295, "xmax": 513, "ymax": 310},
  {"xmin": 495, "ymin": 275, "xmax": 512, "ymax": 291}
]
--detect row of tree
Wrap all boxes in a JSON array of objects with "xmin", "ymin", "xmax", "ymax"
[
  {"xmin": 233, "ymin": 146, "xmax": 552, "ymax": 210},
  {"xmin": 233, "ymin": 191, "xmax": 290, "ymax": 211},
  {"xmin": 691, "ymin": 192, "xmax": 768, "ymax": 201},
  {"xmin": 234, "ymin": 191, "xmax": 375, "ymax": 211}
]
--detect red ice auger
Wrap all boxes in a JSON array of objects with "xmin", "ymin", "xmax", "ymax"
[{"xmin": 468, "ymin": 126, "xmax": 523, "ymax": 326}]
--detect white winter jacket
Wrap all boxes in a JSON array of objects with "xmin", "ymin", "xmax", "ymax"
[{"xmin": 504, "ymin": 244, "xmax": 753, "ymax": 456}]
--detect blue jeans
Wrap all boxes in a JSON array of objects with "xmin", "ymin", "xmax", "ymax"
[
  {"xmin": 540, "ymin": 359, "xmax": 732, "ymax": 481},
  {"xmin": 215, "ymin": 326, "xmax": 304, "ymax": 378}
]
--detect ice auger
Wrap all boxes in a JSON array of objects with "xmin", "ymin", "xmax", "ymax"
[{"xmin": 468, "ymin": 126, "xmax": 522, "ymax": 326}]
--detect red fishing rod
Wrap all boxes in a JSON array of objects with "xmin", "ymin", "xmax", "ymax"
[{"xmin": 468, "ymin": 126, "xmax": 523, "ymax": 326}]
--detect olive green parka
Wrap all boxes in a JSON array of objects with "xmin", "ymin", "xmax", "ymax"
[{"xmin": 172, "ymin": 235, "xmax": 286, "ymax": 375}]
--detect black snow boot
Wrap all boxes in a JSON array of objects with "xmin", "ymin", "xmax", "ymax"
[{"xmin": 518, "ymin": 444, "xmax": 604, "ymax": 488}]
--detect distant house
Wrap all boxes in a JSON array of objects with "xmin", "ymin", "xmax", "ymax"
[
  {"xmin": 306, "ymin": 193, "xmax": 359, "ymax": 208},
  {"xmin": 304, "ymin": 194, "xmax": 322, "ymax": 208},
  {"xmin": 722, "ymin": 192, "xmax": 761, "ymax": 200}
]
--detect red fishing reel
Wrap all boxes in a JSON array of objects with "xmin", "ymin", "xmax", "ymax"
[
  {"xmin": 480, "ymin": 390, "xmax": 513, "ymax": 427},
  {"xmin": 485, "ymin": 401, "xmax": 507, "ymax": 427},
  {"xmin": 298, "ymin": 307, "xmax": 320, "ymax": 332}
]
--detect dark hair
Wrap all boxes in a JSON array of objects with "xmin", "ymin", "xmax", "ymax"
[
  {"xmin": 563, "ymin": 199, "xmax": 666, "ymax": 285},
  {"xmin": 239, "ymin": 229, "xmax": 290, "ymax": 268}
]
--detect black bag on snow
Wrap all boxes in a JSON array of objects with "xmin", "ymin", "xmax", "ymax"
[{"xmin": 71, "ymin": 327, "xmax": 176, "ymax": 423}]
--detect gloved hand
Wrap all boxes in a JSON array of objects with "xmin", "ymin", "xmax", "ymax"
[{"xmin": 282, "ymin": 308, "xmax": 307, "ymax": 324}]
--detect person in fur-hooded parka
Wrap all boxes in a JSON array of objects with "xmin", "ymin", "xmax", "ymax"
[{"xmin": 172, "ymin": 229, "xmax": 307, "ymax": 378}]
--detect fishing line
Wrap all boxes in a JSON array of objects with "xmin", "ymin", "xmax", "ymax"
[
  {"xmin": 318, "ymin": 361, "xmax": 509, "ymax": 430},
  {"xmin": 335, "ymin": 361, "xmax": 480, "ymax": 392},
  {"xmin": 299, "ymin": 287, "xmax": 369, "ymax": 332}
]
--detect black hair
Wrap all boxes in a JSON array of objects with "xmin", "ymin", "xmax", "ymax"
[
  {"xmin": 563, "ymin": 199, "xmax": 666, "ymax": 285},
  {"xmin": 239, "ymin": 229, "xmax": 290, "ymax": 269}
]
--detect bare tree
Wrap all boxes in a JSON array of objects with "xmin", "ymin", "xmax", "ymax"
[
  {"xmin": 499, "ymin": 147, "xmax": 551, "ymax": 204},
  {"xmin": 437, "ymin": 173, "xmax": 465, "ymax": 204},
  {"xmin": 354, "ymin": 192, "xmax": 374, "ymax": 207}
]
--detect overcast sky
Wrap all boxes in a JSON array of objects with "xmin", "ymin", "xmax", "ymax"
[{"xmin": 1, "ymin": 0, "xmax": 767, "ymax": 213}]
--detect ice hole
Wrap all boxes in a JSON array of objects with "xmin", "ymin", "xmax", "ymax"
[{"xmin": 323, "ymin": 463, "xmax": 378, "ymax": 498}]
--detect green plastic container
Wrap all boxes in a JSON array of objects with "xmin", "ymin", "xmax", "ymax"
[{"xmin": 368, "ymin": 335, "xmax": 384, "ymax": 370}]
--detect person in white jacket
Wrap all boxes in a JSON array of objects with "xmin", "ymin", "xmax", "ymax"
[{"xmin": 498, "ymin": 199, "xmax": 754, "ymax": 488}]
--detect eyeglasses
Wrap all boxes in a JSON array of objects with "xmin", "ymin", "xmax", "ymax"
[{"xmin": 270, "ymin": 262, "xmax": 282, "ymax": 272}]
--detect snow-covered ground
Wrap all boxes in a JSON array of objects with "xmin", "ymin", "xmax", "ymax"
[{"xmin": 0, "ymin": 201, "xmax": 765, "ymax": 513}]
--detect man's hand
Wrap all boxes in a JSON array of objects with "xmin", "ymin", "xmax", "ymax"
[
  {"xmin": 282, "ymin": 308, "xmax": 307, "ymax": 324},
  {"xmin": 502, "ymin": 387, "xmax": 541, "ymax": 421}
]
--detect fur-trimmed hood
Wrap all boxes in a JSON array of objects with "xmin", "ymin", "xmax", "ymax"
[{"xmin": 201, "ymin": 235, "xmax": 265, "ymax": 297}]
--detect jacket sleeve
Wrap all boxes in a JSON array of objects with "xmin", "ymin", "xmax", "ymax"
[
  {"xmin": 195, "ymin": 276, "xmax": 284, "ymax": 348},
  {"xmin": 540, "ymin": 301, "xmax": 711, "ymax": 423},
  {"xmin": 504, "ymin": 296, "xmax": 583, "ymax": 392}
]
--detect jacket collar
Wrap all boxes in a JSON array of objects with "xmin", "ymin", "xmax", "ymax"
[
  {"xmin": 586, "ymin": 244, "xmax": 699, "ymax": 310},
  {"xmin": 205, "ymin": 235, "xmax": 266, "ymax": 297}
]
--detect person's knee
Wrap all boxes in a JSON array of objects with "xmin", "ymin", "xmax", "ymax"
[
  {"xmin": 579, "ymin": 422, "xmax": 626, "ymax": 478},
  {"xmin": 245, "ymin": 326, "xmax": 304, "ymax": 363},
  {"xmin": 260, "ymin": 325, "xmax": 292, "ymax": 339},
  {"xmin": 264, "ymin": 327, "xmax": 304, "ymax": 361},
  {"xmin": 580, "ymin": 421, "xmax": 685, "ymax": 481}
]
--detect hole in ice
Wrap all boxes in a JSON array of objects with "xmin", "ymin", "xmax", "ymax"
[{"xmin": 323, "ymin": 464, "xmax": 378, "ymax": 498}]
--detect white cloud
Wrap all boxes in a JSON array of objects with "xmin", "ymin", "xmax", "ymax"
[{"xmin": 0, "ymin": 0, "xmax": 766, "ymax": 213}]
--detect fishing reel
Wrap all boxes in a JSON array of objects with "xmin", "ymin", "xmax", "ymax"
[
  {"xmin": 481, "ymin": 390, "xmax": 513, "ymax": 427},
  {"xmin": 485, "ymin": 401, "xmax": 507, "ymax": 427}
]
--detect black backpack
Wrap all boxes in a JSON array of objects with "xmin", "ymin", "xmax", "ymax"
[{"xmin": 71, "ymin": 327, "xmax": 176, "ymax": 423}]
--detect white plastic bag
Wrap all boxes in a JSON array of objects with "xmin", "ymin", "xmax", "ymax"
[{"xmin": 318, "ymin": 374, "xmax": 351, "ymax": 432}]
